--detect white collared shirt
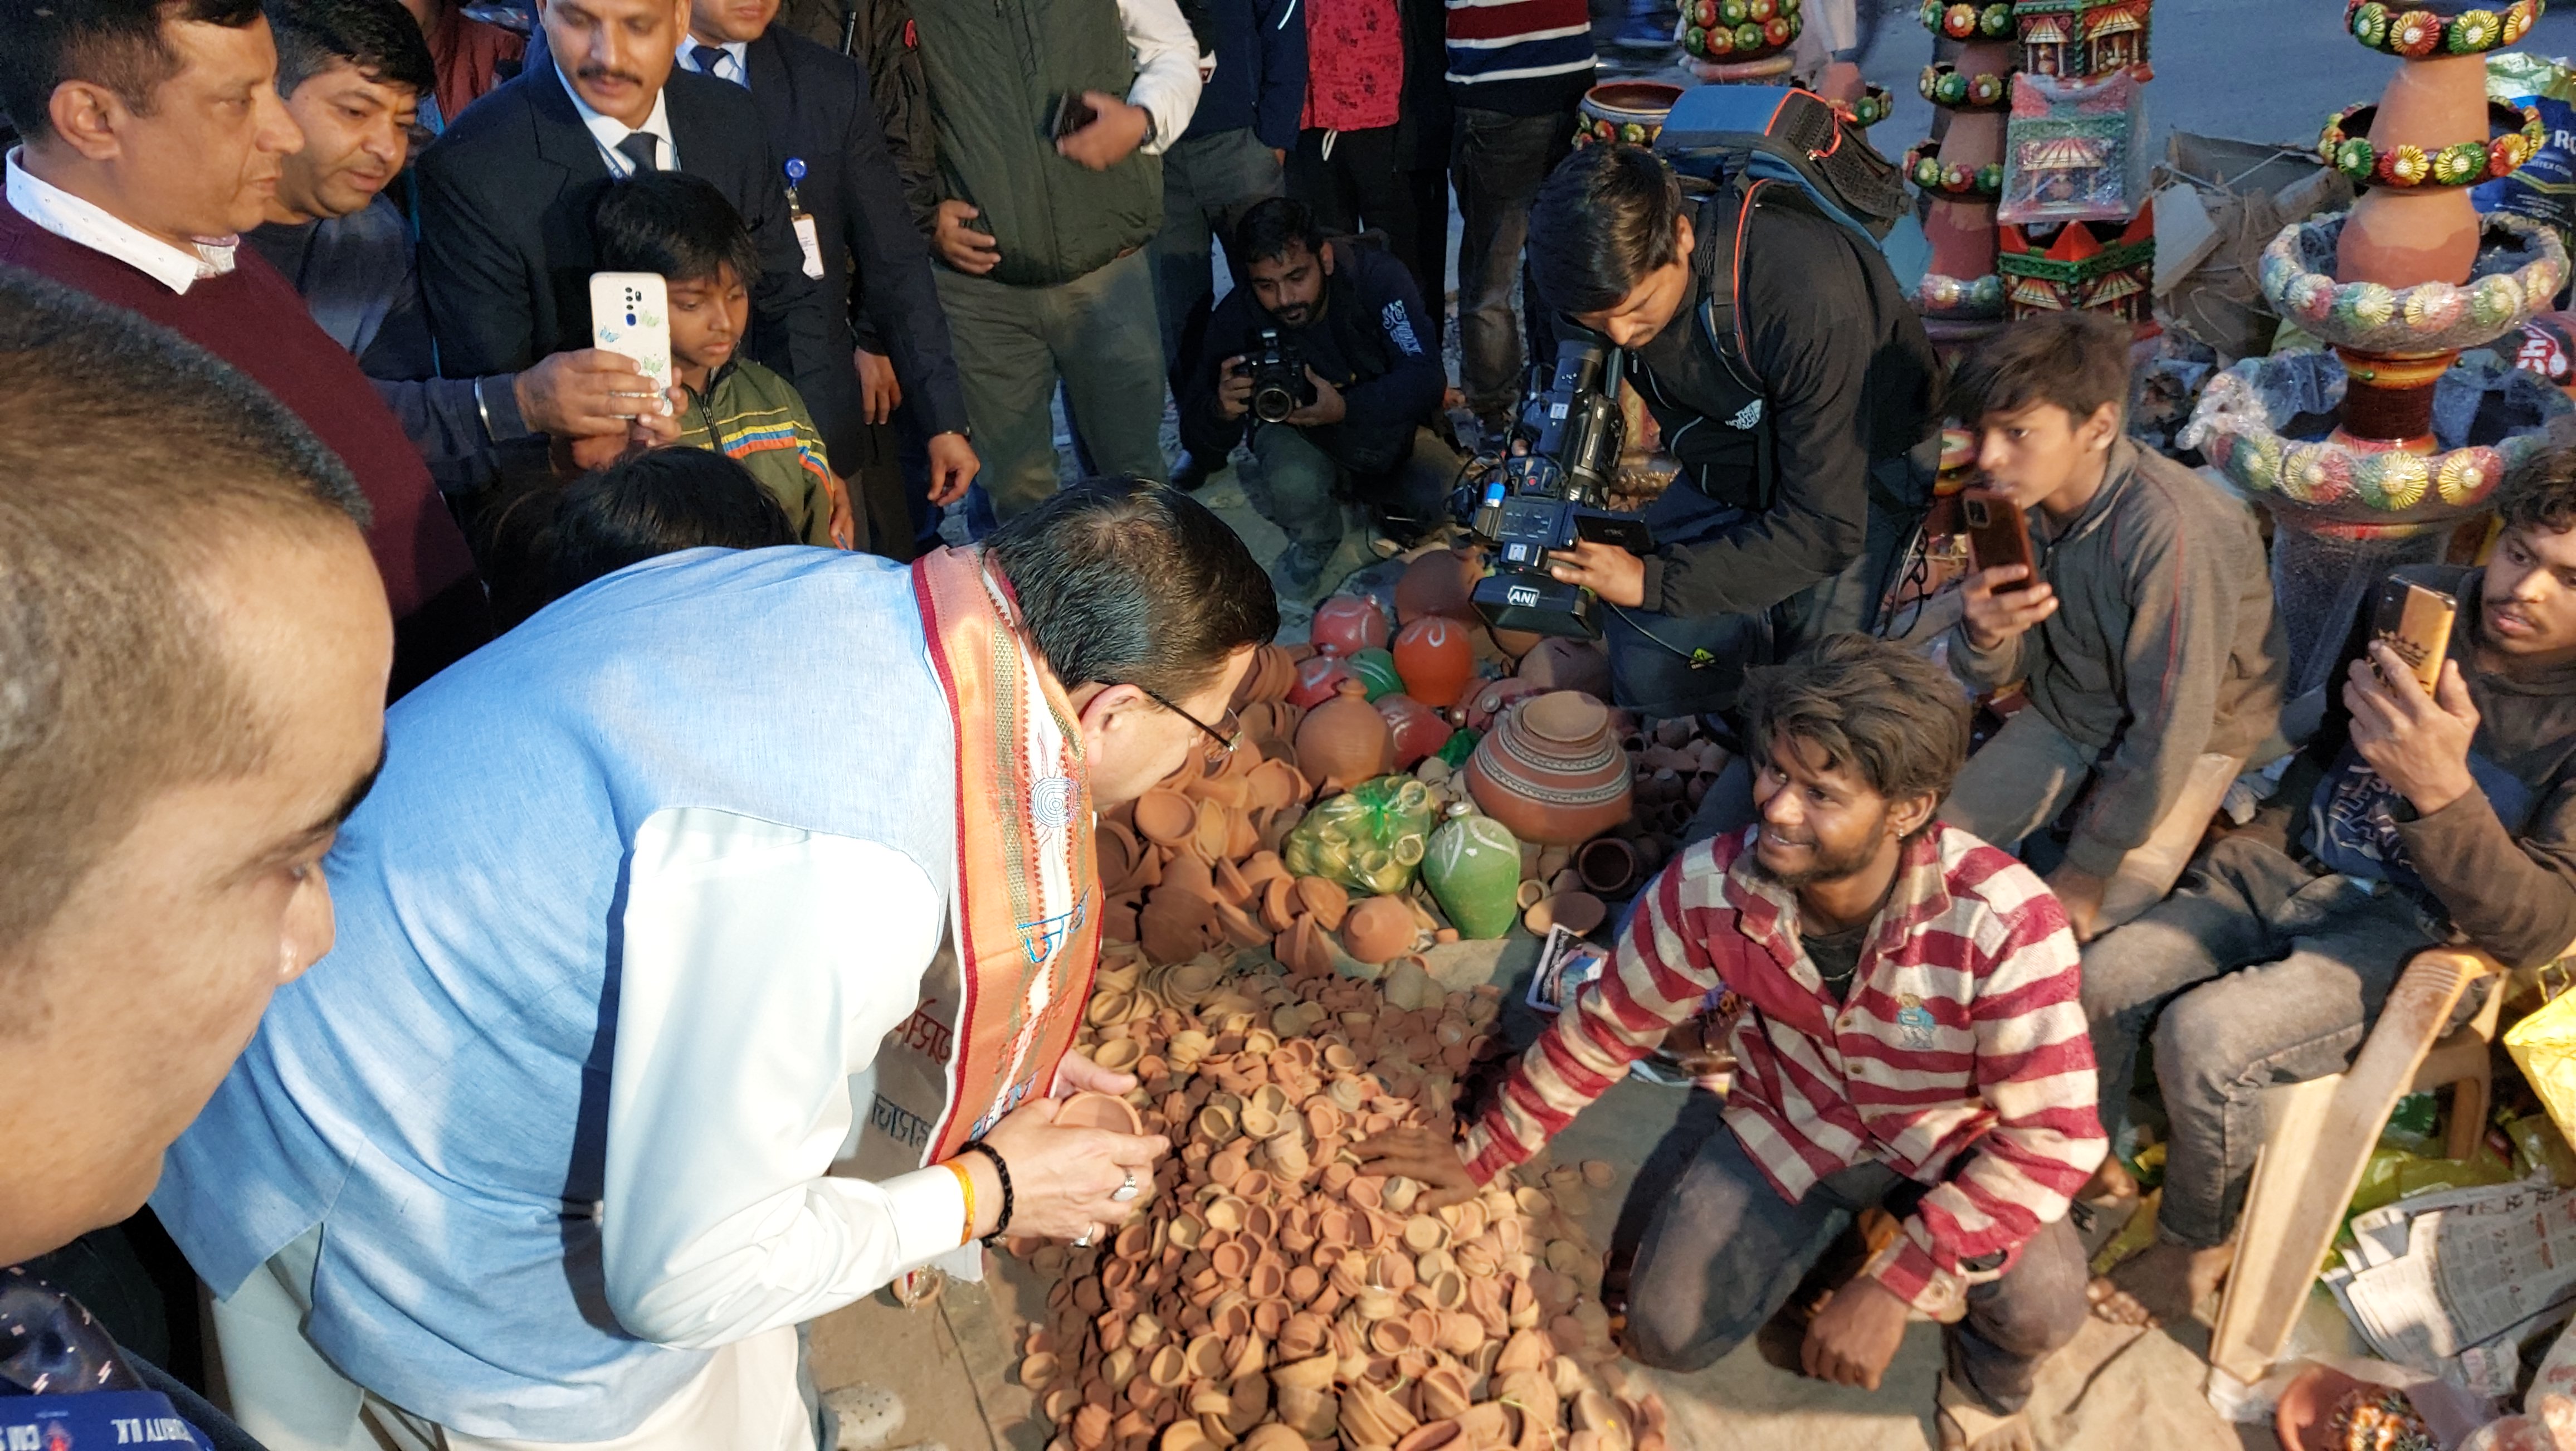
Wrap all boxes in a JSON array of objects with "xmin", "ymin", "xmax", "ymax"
[
  {"xmin": 676, "ymin": 36, "xmax": 751, "ymax": 87},
  {"xmin": 4, "ymin": 148, "xmax": 236, "ymax": 294},
  {"xmin": 554, "ymin": 64, "xmax": 680, "ymax": 177}
]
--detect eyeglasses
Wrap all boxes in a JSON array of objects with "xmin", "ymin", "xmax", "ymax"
[{"xmin": 1138, "ymin": 685, "xmax": 1242, "ymax": 765}]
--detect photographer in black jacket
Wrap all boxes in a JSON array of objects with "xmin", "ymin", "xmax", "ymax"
[
  {"xmin": 1181, "ymin": 197, "xmax": 1462, "ymax": 601},
  {"xmin": 1528, "ymin": 142, "xmax": 1940, "ymax": 718}
]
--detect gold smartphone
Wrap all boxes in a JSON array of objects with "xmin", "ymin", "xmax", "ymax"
[{"xmin": 2372, "ymin": 578, "xmax": 2457, "ymax": 693}]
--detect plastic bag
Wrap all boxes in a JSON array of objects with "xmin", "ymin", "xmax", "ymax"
[
  {"xmin": 1281, "ymin": 775, "xmax": 1441, "ymax": 897},
  {"xmin": 2480, "ymin": 53, "xmax": 2576, "ymax": 260},
  {"xmin": 2506, "ymin": 982, "xmax": 2576, "ymax": 1151},
  {"xmin": 2509, "ymin": 1112, "xmax": 2576, "ymax": 1188}
]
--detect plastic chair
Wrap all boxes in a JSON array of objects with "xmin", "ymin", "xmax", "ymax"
[{"xmin": 2204, "ymin": 945, "xmax": 2510, "ymax": 1398}]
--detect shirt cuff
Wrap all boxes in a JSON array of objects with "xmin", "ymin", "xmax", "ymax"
[
  {"xmin": 477, "ymin": 374, "xmax": 533, "ymax": 441},
  {"xmin": 1866, "ymin": 1236, "xmax": 1968, "ymax": 1321},
  {"xmin": 881, "ymin": 1164, "xmax": 970, "ymax": 1267},
  {"xmin": 1637, "ymin": 554, "xmax": 1668, "ymax": 616}
]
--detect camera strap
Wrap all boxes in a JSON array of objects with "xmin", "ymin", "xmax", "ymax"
[{"xmin": 1691, "ymin": 185, "xmax": 1778, "ymax": 514}]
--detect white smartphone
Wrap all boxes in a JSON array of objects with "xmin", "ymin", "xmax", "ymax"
[{"xmin": 588, "ymin": 271, "xmax": 671, "ymax": 411}]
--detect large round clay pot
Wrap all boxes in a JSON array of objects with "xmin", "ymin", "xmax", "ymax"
[
  {"xmin": 1394, "ymin": 547, "xmax": 1484, "ymax": 624},
  {"xmin": 1311, "ymin": 595, "xmax": 1390, "ymax": 656},
  {"xmin": 1516, "ymin": 636, "xmax": 1610, "ymax": 697},
  {"xmin": 1375, "ymin": 693, "xmax": 1453, "ymax": 770},
  {"xmin": 1392, "ymin": 616, "xmax": 1475, "ymax": 709},
  {"xmin": 1422, "ymin": 807, "xmax": 1522, "ymax": 939},
  {"xmin": 1466, "ymin": 692, "xmax": 1635, "ymax": 845},
  {"xmin": 1294, "ymin": 680, "xmax": 1396, "ymax": 791}
]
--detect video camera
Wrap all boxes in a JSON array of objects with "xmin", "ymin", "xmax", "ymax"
[
  {"xmin": 1242, "ymin": 328, "xmax": 1312, "ymax": 424},
  {"xmin": 1455, "ymin": 340, "xmax": 1652, "ymax": 639}
]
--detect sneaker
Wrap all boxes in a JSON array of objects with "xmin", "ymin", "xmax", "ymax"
[
  {"xmin": 1170, "ymin": 450, "xmax": 1221, "ymax": 494},
  {"xmin": 1271, "ymin": 539, "xmax": 1339, "ymax": 602}
]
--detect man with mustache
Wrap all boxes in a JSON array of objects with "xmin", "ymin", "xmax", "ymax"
[
  {"xmin": 411, "ymin": 0, "xmax": 866, "ymax": 480},
  {"xmin": 2082, "ymin": 457, "xmax": 2576, "ymax": 1333},
  {"xmin": 0, "ymin": 0, "xmax": 485, "ymax": 692},
  {"xmin": 248, "ymin": 0, "xmax": 682, "ymax": 498},
  {"xmin": 1359, "ymin": 636, "xmax": 2103, "ymax": 1451}
]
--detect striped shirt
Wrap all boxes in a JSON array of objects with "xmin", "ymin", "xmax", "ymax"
[
  {"xmin": 1462, "ymin": 825, "xmax": 2105, "ymax": 1315},
  {"xmin": 675, "ymin": 359, "xmax": 838, "ymax": 547},
  {"xmin": 1444, "ymin": 0, "xmax": 1593, "ymax": 113}
]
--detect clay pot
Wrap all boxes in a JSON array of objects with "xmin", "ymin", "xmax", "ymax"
[
  {"xmin": 1490, "ymin": 625, "xmax": 1543, "ymax": 660},
  {"xmin": 1295, "ymin": 680, "xmax": 1396, "ymax": 792},
  {"xmin": 1466, "ymin": 693, "xmax": 1635, "ymax": 845},
  {"xmin": 1395, "ymin": 547, "xmax": 1484, "ymax": 624},
  {"xmin": 1341, "ymin": 896, "xmax": 1417, "ymax": 964},
  {"xmin": 1422, "ymin": 806, "xmax": 1521, "ymax": 940},
  {"xmin": 1288, "ymin": 653, "xmax": 1359, "ymax": 710},
  {"xmin": 1463, "ymin": 677, "xmax": 1545, "ymax": 733},
  {"xmin": 1294, "ymin": 875, "xmax": 1350, "ymax": 930},
  {"xmin": 1342, "ymin": 647, "xmax": 1402, "ymax": 704},
  {"xmin": 1525, "ymin": 890, "xmax": 1607, "ymax": 937},
  {"xmin": 1575, "ymin": 838, "xmax": 1638, "ymax": 896},
  {"xmin": 1392, "ymin": 616, "xmax": 1476, "ymax": 709},
  {"xmin": 2339, "ymin": 53, "xmax": 2490, "ymax": 290},
  {"xmin": 1516, "ymin": 637, "xmax": 1610, "ymax": 697},
  {"xmin": 1313, "ymin": 595, "xmax": 1392, "ymax": 656},
  {"xmin": 1135, "ymin": 789, "xmax": 1196, "ymax": 849},
  {"xmin": 1375, "ymin": 693, "xmax": 1455, "ymax": 770},
  {"xmin": 1060, "ymin": 1091, "xmax": 1144, "ymax": 1134}
]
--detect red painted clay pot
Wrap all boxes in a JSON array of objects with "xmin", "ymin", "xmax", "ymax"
[
  {"xmin": 1394, "ymin": 548, "xmax": 1485, "ymax": 624},
  {"xmin": 1311, "ymin": 595, "xmax": 1391, "ymax": 656},
  {"xmin": 1288, "ymin": 653, "xmax": 1358, "ymax": 710},
  {"xmin": 1392, "ymin": 616, "xmax": 1476, "ymax": 709},
  {"xmin": 1375, "ymin": 694, "xmax": 1454, "ymax": 770}
]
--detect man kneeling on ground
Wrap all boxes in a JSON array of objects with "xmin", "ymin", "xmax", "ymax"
[
  {"xmin": 1179, "ymin": 196, "xmax": 1460, "ymax": 603},
  {"xmin": 2084, "ymin": 455, "xmax": 2576, "ymax": 1329},
  {"xmin": 1362, "ymin": 635, "xmax": 2105, "ymax": 1451}
]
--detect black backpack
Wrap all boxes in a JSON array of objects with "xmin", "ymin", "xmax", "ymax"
[{"xmin": 1652, "ymin": 86, "xmax": 1906, "ymax": 397}]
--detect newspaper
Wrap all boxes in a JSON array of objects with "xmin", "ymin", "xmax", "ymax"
[{"xmin": 2323, "ymin": 1178, "xmax": 2576, "ymax": 1395}]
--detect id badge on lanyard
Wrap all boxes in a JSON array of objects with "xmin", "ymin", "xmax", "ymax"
[
  {"xmin": 784, "ymin": 158, "xmax": 826, "ymax": 281},
  {"xmin": 0, "ymin": 1391, "xmax": 217, "ymax": 1450}
]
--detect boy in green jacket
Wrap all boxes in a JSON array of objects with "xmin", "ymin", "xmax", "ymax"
[{"xmin": 594, "ymin": 172, "xmax": 851, "ymax": 549}]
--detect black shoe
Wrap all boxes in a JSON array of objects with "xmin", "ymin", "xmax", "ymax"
[
  {"xmin": 1170, "ymin": 451, "xmax": 1219, "ymax": 493},
  {"xmin": 1271, "ymin": 539, "xmax": 1338, "ymax": 601}
]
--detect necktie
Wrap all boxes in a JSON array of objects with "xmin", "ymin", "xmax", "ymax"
[
  {"xmin": 614, "ymin": 132, "xmax": 661, "ymax": 177},
  {"xmin": 691, "ymin": 43, "xmax": 736, "ymax": 86},
  {"xmin": 0, "ymin": 1266, "xmax": 142, "ymax": 1396}
]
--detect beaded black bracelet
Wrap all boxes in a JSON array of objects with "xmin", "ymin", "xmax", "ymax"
[{"xmin": 959, "ymin": 1141, "xmax": 1015, "ymax": 1245}]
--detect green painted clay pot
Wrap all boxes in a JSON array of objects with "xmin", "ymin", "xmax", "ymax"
[{"xmin": 1423, "ymin": 805, "xmax": 1523, "ymax": 939}]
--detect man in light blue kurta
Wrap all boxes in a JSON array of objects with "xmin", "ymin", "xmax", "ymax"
[{"xmin": 153, "ymin": 481, "xmax": 1276, "ymax": 1449}]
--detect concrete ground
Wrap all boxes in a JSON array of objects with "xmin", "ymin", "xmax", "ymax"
[{"xmin": 809, "ymin": 939, "xmax": 2262, "ymax": 1451}]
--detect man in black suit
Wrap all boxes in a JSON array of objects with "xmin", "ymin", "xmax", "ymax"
[
  {"xmin": 676, "ymin": 0, "xmax": 978, "ymax": 557},
  {"xmin": 413, "ymin": 0, "xmax": 865, "ymax": 478}
]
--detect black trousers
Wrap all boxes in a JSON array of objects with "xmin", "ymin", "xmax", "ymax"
[{"xmin": 1288, "ymin": 126, "xmax": 1438, "ymax": 329}]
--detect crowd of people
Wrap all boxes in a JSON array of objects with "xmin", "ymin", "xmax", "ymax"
[{"xmin": 7, "ymin": 0, "xmax": 2576, "ymax": 1449}]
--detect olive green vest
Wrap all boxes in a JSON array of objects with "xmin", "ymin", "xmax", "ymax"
[{"xmin": 911, "ymin": 0, "xmax": 1164, "ymax": 288}]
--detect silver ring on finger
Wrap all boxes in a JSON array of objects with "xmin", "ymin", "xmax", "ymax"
[{"xmin": 1111, "ymin": 1168, "xmax": 1140, "ymax": 1204}]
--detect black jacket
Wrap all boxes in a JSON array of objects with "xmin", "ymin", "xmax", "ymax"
[
  {"xmin": 765, "ymin": 0, "xmax": 944, "ymax": 240},
  {"xmin": 741, "ymin": 27, "xmax": 969, "ymax": 437},
  {"xmin": 413, "ymin": 63, "xmax": 865, "ymax": 465},
  {"xmin": 1623, "ymin": 189, "xmax": 1940, "ymax": 621},
  {"xmin": 1180, "ymin": 239, "xmax": 1444, "ymax": 473}
]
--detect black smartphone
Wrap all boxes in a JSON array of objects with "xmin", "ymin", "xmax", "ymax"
[
  {"xmin": 1960, "ymin": 490, "xmax": 2036, "ymax": 592},
  {"xmin": 1051, "ymin": 93, "xmax": 1099, "ymax": 140}
]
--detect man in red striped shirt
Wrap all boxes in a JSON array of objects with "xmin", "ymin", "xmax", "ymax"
[{"xmin": 1364, "ymin": 636, "xmax": 2105, "ymax": 1451}]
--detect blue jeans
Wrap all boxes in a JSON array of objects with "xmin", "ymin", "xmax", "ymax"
[
  {"xmin": 2080, "ymin": 836, "xmax": 2442, "ymax": 1248},
  {"xmin": 1626, "ymin": 1123, "xmax": 2089, "ymax": 1414}
]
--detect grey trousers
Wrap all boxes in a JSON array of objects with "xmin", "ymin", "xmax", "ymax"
[
  {"xmin": 1626, "ymin": 1123, "xmax": 2090, "ymax": 1415},
  {"xmin": 1938, "ymin": 706, "xmax": 2100, "ymax": 856},
  {"xmin": 1245, "ymin": 422, "xmax": 1466, "ymax": 549},
  {"xmin": 934, "ymin": 249, "xmax": 1169, "ymax": 519},
  {"xmin": 2079, "ymin": 836, "xmax": 2441, "ymax": 1248},
  {"xmin": 1452, "ymin": 105, "xmax": 1574, "ymax": 421},
  {"xmin": 1149, "ymin": 126, "xmax": 1282, "ymax": 393}
]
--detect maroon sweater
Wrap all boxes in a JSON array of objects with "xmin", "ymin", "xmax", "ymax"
[{"xmin": 0, "ymin": 197, "xmax": 477, "ymax": 626}]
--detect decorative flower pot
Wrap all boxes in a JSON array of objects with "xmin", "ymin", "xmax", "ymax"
[{"xmin": 1573, "ymin": 80, "xmax": 1684, "ymax": 149}]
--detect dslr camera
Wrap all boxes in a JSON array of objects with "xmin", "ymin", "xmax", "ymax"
[
  {"xmin": 1241, "ymin": 328, "xmax": 1313, "ymax": 424},
  {"xmin": 1456, "ymin": 339, "xmax": 1652, "ymax": 639}
]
